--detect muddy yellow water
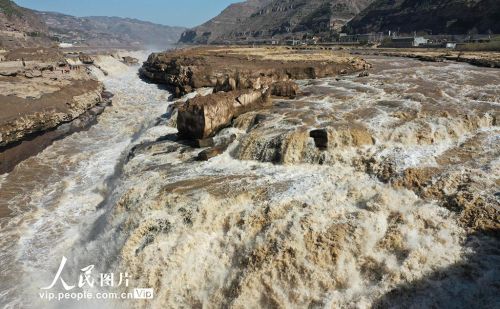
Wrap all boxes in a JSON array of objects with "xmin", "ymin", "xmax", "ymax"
[{"xmin": 0, "ymin": 55, "xmax": 498, "ymax": 308}]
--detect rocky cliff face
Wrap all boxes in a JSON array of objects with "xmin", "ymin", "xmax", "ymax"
[
  {"xmin": 0, "ymin": 80, "xmax": 105, "ymax": 148},
  {"xmin": 140, "ymin": 47, "xmax": 369, "ymax": 97},
  {"xmin": 346, "ymin": 0, "xmax": 500, "ymax": 34},
  {"xmin": 180, "ymin": 0, "xmax": 374, "ymax": 44},
  {"xmin": 0, "ymin": 51, "xmax": 112, "ymax": 173}
]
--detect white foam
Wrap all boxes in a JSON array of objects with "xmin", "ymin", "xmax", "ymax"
[
  {"xmin": 0, "ymin": 173, "xmax": 7, "ymax": 189},
  {"xmin": 0, "ymin": 54, "xmax": 173, "ymax": 307},
  {"xmin": 2, "ymin": 54, "xmax": 498, "ymax": 308}
]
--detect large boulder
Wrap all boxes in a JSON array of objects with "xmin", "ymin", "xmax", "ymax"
[
  {"xmin": 122, "ymin": 56, "xmax": 139, "ymax": 65},
  {"xmin": 177, "ymin": 89, "xmax": 269, "ymax": 139},
  {"xmin": 79, "ymin": 53, "xmax": 94, "ymax": 64}
]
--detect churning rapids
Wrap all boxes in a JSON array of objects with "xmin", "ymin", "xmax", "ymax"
[{"xmin": 0, "ymin": 54, "xmax": 498, "ymax": 308}]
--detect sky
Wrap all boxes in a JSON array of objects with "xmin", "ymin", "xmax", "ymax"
[{"xmin": 14, "ymin": 0, "xmax": 240, "ymax": 28}]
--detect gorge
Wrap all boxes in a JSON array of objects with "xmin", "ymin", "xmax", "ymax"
[
  {"xmin": 0, "ymin": 47, "xmax": 498, "ymax": 308},
  {"xmin": 2, "ymin": 0, "xmax": 499, "ymax": 307}
]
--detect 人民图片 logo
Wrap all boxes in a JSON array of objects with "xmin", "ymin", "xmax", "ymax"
[{"xmin": 39, "ymin": 256, "xmax": 153, "ymax": 301}]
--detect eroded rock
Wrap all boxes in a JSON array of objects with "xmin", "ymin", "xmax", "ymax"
[
  {"xmin": 140, "ymin": 47, "xmax": 368, "ymax": 97},
  {"xmin": 24, "ymin": 69, "xmax": 42, "ymax": 78},
  {"xmin": 0, "ymin": 69, "xmax": 19, "ymax": 77},
  {"xmin": 358, "ymin": 70, "xmax": 369, "ymax": 77},
  {"xmin": 79, "ymin": 53, "xmax": 94, "ymax": 64},
  {"xmin": 177, "ymin": 89, "xmax": 269, "ymax": 139},
  {"xmin": 122, "ymin": 56, "xmax": 139, "ymax": 65},
  {"xmin": 310, "ymin": 129, "xmax": 328, "ymax": 150}
]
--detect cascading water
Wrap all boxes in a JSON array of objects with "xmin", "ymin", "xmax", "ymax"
[
  {"xmin": 0, "ymin": 53, "xmax": 172, "ymax": 308},
  {"xmin": 0, "ymin": 55, "xmax": 498, "ymax": 308}
]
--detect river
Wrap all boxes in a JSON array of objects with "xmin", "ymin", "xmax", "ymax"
[
  {"xmin": 0, "ymin": 54, "xmax": 173, "ymax": 308},
  {"xmin": 0, "ymin": 54, "xmax": 498, "ymax": 308}
]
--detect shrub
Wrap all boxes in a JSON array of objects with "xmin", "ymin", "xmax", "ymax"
[{"xmin": 0, "ymin": 0, "xmax": 21, "ymax": 17}]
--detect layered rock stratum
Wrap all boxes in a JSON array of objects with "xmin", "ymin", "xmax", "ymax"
[
  {"xmin": 140, "ymin": 47, "xmax": 369, "ymax": 95},
  {"xmin": 353, "ymin": 48, "xmax": 500, "ymax": 69},
  {"xmin": 0, "ymin": 50, "xmax": 112, "ymax": 173}
]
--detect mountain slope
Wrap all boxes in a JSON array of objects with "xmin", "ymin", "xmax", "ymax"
[
  {"xmin": 39, "ymin": 12, "xmax": 185, "ymax": 48},
  {"xmin": 179, "ymin": 0, "xmax": 272, "ymax": 44},
  {"xmin": 0, "ymin": 0, "xmax": 51, "ymax": 48},
  {"xmin": 346, "ymin": 0, "xmax": 500, "ymax": 34},
  {"xmin": 1, "ymin": 0, "xmax": 185, "ymax": 49},
  {"xmin": 235, "ymin": 0, "xmax": 373, "ymax": 38},
  {"xmin": 180, "ymin": 0, "xmax": 374, "ymax": 44}
]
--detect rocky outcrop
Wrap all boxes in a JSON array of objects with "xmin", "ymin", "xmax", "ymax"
[
  {"xmin": 0, "ymin": 94, "xmax": 111, "ymax": 174},
  {"xmin": 235, "ymin": 121, "xmax": 375, "ymax": 164},
  {"xmin": 0, "ymin": 81, "xmax": 105, "ymax": 148},
  {"xmin": 24, "ymin": 69, "xmax": 42, "ymax": 78},
  {"xmin": 143, "ymin": 47, "xmax": 369, "ymax": 140},
  {"xmin": 79, "ymin": 53, "xmax": 94, "ymax": 64},
  {"xmin": 0, "ymin": 49, "xmax": 111, "ymax": 156},
  {"xmin": 354, "ymin": 50, "xmax": 500, "ymax": 69},
  {"xmin": 0, "ymin": 68, "xmax": 18, "ymax": 77},
  {"xmin": 451, "ymin": 55, "xmax": 500, "ymax": 69},
  {"xmin": 196, "ymin": 135, "xmax": 237, "ymax": 161},
  {"xmin": 122, "ymin": 56, "xmax": 139, "ymax": 65},
  {"xmin": 177, "ymin": 89, "xmax": 269, "ymax": 139},
  {"xmin": 140, "ymin": 47, "xmax": 370, "ymax": 98}
]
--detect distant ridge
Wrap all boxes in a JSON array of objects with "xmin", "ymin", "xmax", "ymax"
[
  {"xmin": 179, "ymin": 0, "xmax": 272, "ymax": 44},
  {"xmin": 179, "ymin": 0, "xmax": 375, "ymax": 44},
  {"xmin": 345, "ymin": 0, "xmax": 500, "ymax": 35},
  {"xmin": 39, "ymin": 12, "xmax": 186, "ymax": 48},
  {"xmin": 180, "ymin": 0, "xmax": 373, "ymax": 44},
  {"xmin": 181, "ymin": 0, "xmax": 500, "ymax": 45},
  {"xmin": 0, "ymin": 0, "xmax": 185, "ymax": 49}
]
